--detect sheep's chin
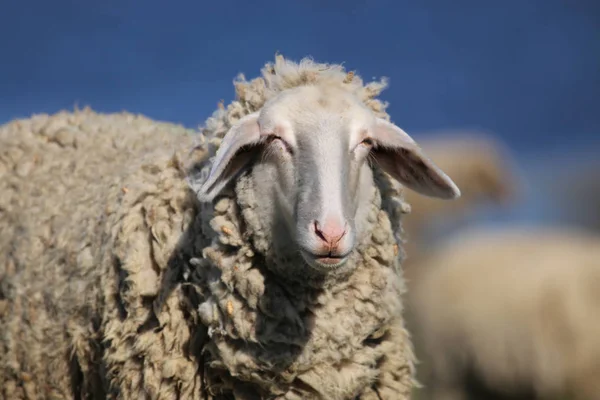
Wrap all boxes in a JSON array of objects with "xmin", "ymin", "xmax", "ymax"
[{"xmin": 300, "ymin": 250, "xmax": 350, "ymax": 272}]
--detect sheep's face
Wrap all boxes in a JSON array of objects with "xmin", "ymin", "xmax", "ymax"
[{"xmin": 196, "ymin": 84, "xmax": 460, "ymax": 271}]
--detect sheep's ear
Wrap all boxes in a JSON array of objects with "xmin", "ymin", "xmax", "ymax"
[
  {"xmin": 370, "ymin": 118, "xmax": 461, "ymax": 199},
  {"xmin": 196, "ymin": 112, "xmax": 264, "ymax": 202}
]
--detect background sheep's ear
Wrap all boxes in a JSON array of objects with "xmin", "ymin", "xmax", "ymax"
[
  {"xmin": 371, "ymin": 118, "xmax": 461, "ymax": 199},
  {"xmin": 195, "ymin": 112, "xmax": 263, "ymax": 202}
]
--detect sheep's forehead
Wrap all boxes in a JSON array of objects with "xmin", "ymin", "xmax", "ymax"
[{"xmin": 260, "ymin": 85, "xmax": 373, "ymax": 146}]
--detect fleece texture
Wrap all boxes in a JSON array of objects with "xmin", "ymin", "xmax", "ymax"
[
  {"xmin": 0, "ymin": 55, "xmax": 416, "ymax": 400},
  {"xmin": 0, "ymin": 109, "xmax": 205, "ymax": 399}
]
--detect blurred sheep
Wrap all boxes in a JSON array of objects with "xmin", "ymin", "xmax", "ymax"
[
  {"xmin": 408, "ymin": 226, "xmax": 600, "ymax": 400},
  {"xmin": 400, "ymin": 131, "xmax": 520, "ymax": 273},
  {"xmin": 549, "ymin": 160, "xmax": 600, "ymax": 232}
]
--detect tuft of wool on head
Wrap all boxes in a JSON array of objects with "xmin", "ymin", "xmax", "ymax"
[{"xmin": 197, "ymin": 55, "xmax": 390, "ymax": 148}]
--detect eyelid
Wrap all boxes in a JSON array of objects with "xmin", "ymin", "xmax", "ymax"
[
  {"xmin": 350, "ymin": 137, "xmax": 374, "ymax": 154},
  {"xmin": 270, "ymin": 134, "xmax": 294, "ymax": 154},
  {"xmin": 353, "ymin": 137, "xmax": 374, "ymax": 151}
]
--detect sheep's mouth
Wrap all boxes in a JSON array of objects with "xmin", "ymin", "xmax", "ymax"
[{"xmin": 300, "ymin": 249, "xmax": 351, "ymax": 269}]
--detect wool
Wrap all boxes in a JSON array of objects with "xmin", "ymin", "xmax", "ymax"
[
  {"xmin": 0, "ymin": 55, "xmax": 417, "ymax": 399},
  {"xmin": 0, "ymin": 108, "xmax": 204, "ymax": 399},
  {"xmin": 191, "ymin": 167, "xmax": 415, "ymax": 399}
]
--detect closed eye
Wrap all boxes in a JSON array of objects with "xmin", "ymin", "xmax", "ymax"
[
  {"xmin": 351, "ymin": 137, "xmax": 375, "ymax": 156},
  {"xmin": 353, "ymin": 137, "xmax": 374, "ymax": 151},
  {"xmin": 269, "ymin": 135, "xmax": 294, "ymax": 155}
]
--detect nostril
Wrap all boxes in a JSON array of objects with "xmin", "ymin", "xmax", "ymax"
[
  {"xmin": 313, "ymin": 219, "xmax": 347, "ymax": 247},
  {"xmin": 313, "ymin": 220, "xmax": 328, "ymax": 243}
]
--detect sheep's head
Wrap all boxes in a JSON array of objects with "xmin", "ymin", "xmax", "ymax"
[{"xmin": 196, "ymin": 84, "xmax": 460, "ymax": 272}]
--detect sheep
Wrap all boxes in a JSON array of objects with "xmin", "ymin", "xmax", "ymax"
[
  {"xmin": 408, "ymin": 226, "xmax": 600, "ymax": 400},
  {"xmin": 399, "ymin": 131, "xmax": 519, "ymax": 268},
  {"xmin": 395, "ymin": 132, "xmax": 520, "ymax": 395},
  {"xmin": 0, "ymin": 55, "xmax": 461, "ymax": 400},
  {"xmin": 547, "ymin": 162, "xmax": 600, "ymax": 232}
]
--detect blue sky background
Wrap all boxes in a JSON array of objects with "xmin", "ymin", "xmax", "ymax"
[{"xmin": 1, "ymin": 0, "xmax": 599, "ymax": 229}]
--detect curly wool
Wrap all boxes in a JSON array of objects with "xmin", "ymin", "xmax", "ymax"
[
  {"xmin": 189, "ymin": 166, "xmax": 415, "ymax": 399},
  {"xmin": 190, "ymin": 55, "xmax": 416, "ymax": 398},
  {"xmin": 0, "ymin": 108, "xmax": 206, "ymax": 399},
  {"xmin": 0, "ymin": 55, "xmax": 416, "ymax": 399}
]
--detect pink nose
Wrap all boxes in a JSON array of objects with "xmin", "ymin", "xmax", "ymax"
[{"xmin": 313, "ymin": 218, "xmax": 347, "ymax": 250}]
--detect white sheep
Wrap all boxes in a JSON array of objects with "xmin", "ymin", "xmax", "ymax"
[
  {"xmin": 400, "ymin": 131, "xmax": 519, "ymax": 268},
  {"xmin": 0, "ymin": 55, "xmax": 461, "ymax": 399},
  {"xmin": 408, "ymin": 226, "xmax": 600, "ymax": 400}
]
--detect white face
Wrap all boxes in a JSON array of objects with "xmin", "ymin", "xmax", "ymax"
[{"xmin": 195, "ymin": 84, "xmax": 460, "ymax": 271}]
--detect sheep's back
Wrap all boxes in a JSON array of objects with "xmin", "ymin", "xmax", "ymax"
[{"xmin": 0, "ymin": 109, "xmax": 205, "ymax": 399}]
